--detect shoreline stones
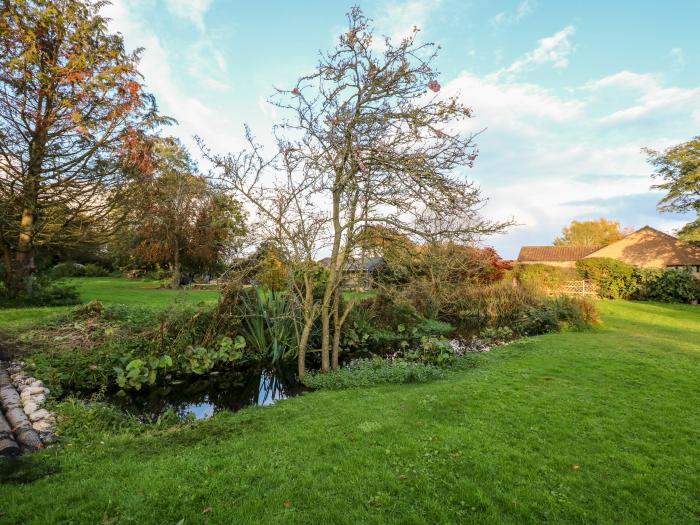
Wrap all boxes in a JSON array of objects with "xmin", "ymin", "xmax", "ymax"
[{"xmin": 1, "ymin": 361, "xmax": 57, "ymax": 454}]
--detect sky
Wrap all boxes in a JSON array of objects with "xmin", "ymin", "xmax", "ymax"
[{"xmin": 103, "ymin": 0, "xmax": 700, "ymax": 258}]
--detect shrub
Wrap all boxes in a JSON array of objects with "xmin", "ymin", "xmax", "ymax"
[
  {"xmin": 0, "ymin": 275, "xmax": 81, "ymax": 307},
  {"xmin": 50, "ymin": 262, "xmax": 86, "ymax": 278},
  {"xmin": 479, "ymin": 326, "xmax": 514, "ymax": 345},
  {"xmin": 453, "ymin": 281, "xmax": 544, "ymax": 331},
  {"xmin": 512, "ymin": 263, "xmax": 576, "ymax": 291},
  {"xmin": 238, "ymin": 287, "xmax": 297, "ymax": 364},
  {"xmin": 403, "ymin": 336, "xmax": 458, "ymax": 366},
  {"xmin": 23, "ymin": 302, "xmax": 247, "ymax": 394},
  {"xmin": 639, "ymin": 268, "xmax": 700, "ymax": 303},
  {"xmin": 143, "ymin": 266, "xmax": 172, "ymax": 281},
  {"xmin": 515, "ymin": 295, "xmax": 598, "ymax": 336},
  {"xmin": 302, "ymin": 358, "xmax": 445, "ymax": 390},
  {"xmin": 84, "ymin": 263, "xmax": 110, "ymax": 277},
  {"xmin": 341, "ymin": 294, "xmax": 453, "ymax": 357},
  {"xmin": 576, "ymin": 258, "xmax": 638, "ymax": 299}
]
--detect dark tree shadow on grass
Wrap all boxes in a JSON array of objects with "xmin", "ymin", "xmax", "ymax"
[{"xmin": 0, "ymin": 454, "xmax": 60, "ymax": 484}]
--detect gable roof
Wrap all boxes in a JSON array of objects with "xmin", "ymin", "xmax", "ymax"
[
  {"xmin": 585, "ymin": 226, "xmax": 700, "ymax": 267},
  {"xmin": 517, "ymin": 245, "xmax": 601, "ymax": 262}
]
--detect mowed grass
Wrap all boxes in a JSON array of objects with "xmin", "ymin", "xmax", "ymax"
[
  {"xmin": 0, "ymin": 277, "xmax": 220, "ymax": 334},
  {"xmin": 1, "ymin": 301, "xmax": 699, "ymax": 524}
]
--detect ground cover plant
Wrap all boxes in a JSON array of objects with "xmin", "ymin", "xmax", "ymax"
[{"xmin": 0, "ymin": 301, "xmax": 698, "ymax": 523}]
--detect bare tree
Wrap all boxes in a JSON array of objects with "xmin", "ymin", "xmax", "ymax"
[
  {"xmin": 201, "ymin": 130, "xmax": 329, "ymax": 380},
  {"xmin": 207, "ymin": 7, "xmax": 510, "ymax": 373}
]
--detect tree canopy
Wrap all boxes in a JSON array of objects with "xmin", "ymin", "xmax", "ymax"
[
  {"xmin": 206, "ymin": 6, "xmax": 510, "ymax": 374},
  {"xmin": 553, "ymin": 219, "xmax": 630, "ymax": 247},
  {"xmin": 0, "ymin": 0, "xmax": 169, "ymax": 297},
  {"xmin": 646, "ymin": 136, "xmax": 700, "ymax": 242}
]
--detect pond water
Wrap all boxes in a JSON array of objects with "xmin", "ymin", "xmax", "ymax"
[{"xmin": 110, "ymin": 363, "xmax": 306, "ymax": 422}]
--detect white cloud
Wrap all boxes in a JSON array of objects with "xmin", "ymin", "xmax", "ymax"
[
  {"xmin": 441, "ymin": 46, "xmax": 697, "ymax": 255},
  {"xmin": 502, "ymin": 25, "xmax": 576, "ymax": 74},
  {"xmin": 584, "ymin": 70, "xmax": 658, "ymax": 91},
  {"xmin": 102, "ymin": 0, "xmax": 243, "ymax": 159},
  {"xmin": 491, "ymin": 0, "xmax": 537, "ymax": 27},
  {"xmin": 590, "ymin": 71, "xmax": 700, "ymax": 126},
  {"xmin": 375, "ymin": 0, "xmax": 442, "ymax": 43},
  {"xmin": 166, "ymin": 0, "xmax": 212, "ymax": 32},
  {"xmin": 445, "ymin": 72, "xmax": 583, "ymax": 137}
]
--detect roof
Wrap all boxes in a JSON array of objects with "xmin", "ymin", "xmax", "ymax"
[
  {"xmin": 585, "ymin": 226, "xmax": 700, "ymax": 267},
  {"xmin": 318, "ymin": 256, "xmax": 386, "ymax": 271},
  {"xmin": 517, "ymin": 245, "xmax": 602, "ymax": 262}
]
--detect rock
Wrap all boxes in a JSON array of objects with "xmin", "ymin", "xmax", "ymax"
[
  {"xmin": 20, "ymin": 388, "xmax": 32, "ymax": 399},
  {"xmin": 28, "ymin": 409, "xmax": 51, "ymax": 422},
  {"xmin": 23, "ymin": 402, "xmax": 38, "ymax": 415},
  {"xmin": 32, "ymin": 394, "xmax": 46, "ymax": 404},
  {"xmin": 27, "ymin": 386, "xmax": 45, "ymax": 395},
  {"xmin": 39, "ymin": 431, "xmax": 57, "ymax": 444},
  {"xmin": 33, "ymin": 420, "xmax": 54, "ymax": 433},
  {"xmin": 30, "ymin": 380, "xmax": 43, "ymax": 388}
]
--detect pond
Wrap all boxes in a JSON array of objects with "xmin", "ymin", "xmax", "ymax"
[{"xmin": 108, "ymin": 363, "xmax": 306, "ymax": 422}]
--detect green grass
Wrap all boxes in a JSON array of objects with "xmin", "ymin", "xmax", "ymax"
[
  {"xmin": 1, "ymin": 301, "xmax": 700, "ymax": 524},
  {"xmin": 0, "ymin": 277, "xmax": 220, "ymax": 334}
]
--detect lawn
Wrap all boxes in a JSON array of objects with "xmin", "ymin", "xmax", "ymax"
[
  {"xmin": 1, "ymin": 301, "xmax": 699, "ymax": 524},
  {"xmin": 0, "ymin": 277, "xmax": 220, "ymax": 335}
]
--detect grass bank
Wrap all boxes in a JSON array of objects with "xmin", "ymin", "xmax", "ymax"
[
  {"xmin": 1, "ymin": 301, "xmax": 698, "ymax": 523},
  {"xmin": 0, "ymin": 277, "xmax": 220, "ymax": 335}
]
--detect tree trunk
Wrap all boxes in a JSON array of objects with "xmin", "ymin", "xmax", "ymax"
[
  {"xmin": 331, "ymin": 288, "xmax": 341, "ymax": 370},
  {"xmin": 320, "ymin": 189, "xmax": 343, "ymax": 373},
  {"xmin": 10, "ymin": 208, "xmax": 37, "ymax": 297},
  {"xmin": 320, "ymin": 303, "xmax": 331, "ymax": 373},
  {"xmin": 171, "ymin": 239, "xmax": 181, "ymax": 288},
  {"xmin": 297, "ymin": 275, "xmax": 316, "ymax": 381},
  {"xmin": 297, "ymin": 320, "xmax": 311, "ymax": 381}
]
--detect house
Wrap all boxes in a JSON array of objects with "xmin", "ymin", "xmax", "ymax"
[
  {"xmin": 318, "ymin": 256, "xmax": 386, "ymax": 289},
  {"xmin": 517, "ymin": 226, "xmax": 700, "ymax": 272}
]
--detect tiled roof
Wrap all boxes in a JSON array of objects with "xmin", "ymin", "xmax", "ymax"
[{"xmin": 517, "ymin": 245, "xmax": 602, "ymax": 262}]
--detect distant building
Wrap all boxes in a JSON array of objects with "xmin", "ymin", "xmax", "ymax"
[
  {"xmin": 318, "ymin": 256, "xmax": 385, "ymax": 289},
  {"xmin": 517, "ymin": 226, "xmax": 700, "ymax": 272}
]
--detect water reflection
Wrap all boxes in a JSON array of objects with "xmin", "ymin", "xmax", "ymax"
[{"xmin": 111, "ymin": 362, "xmax": 305, "ymax": 421}]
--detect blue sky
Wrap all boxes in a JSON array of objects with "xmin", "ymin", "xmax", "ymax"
[{"xmin": 104, "ymin": 0, "xmax": 700, "ymax": 258}]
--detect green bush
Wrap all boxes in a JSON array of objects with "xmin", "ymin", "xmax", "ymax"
[
  {"xmin": 513, "ymin": 263, "xmax": 576, "ymax": 291},
  {"xmin": 50, "ymin": 262, "xmax": 86, "ymax": 278},
  {"xmin": 454, "ymin": 281, "xmax": 544, "ymax": 331},
  {"xmin": 238, "ymin": 287, "xmax": 297, "ymax": 364},
  {"xmin": 479, "ymin": 326, "xmax": 514, "ymax": 344},
  {"xmin": 341, "ymin": 294, "xmax": 453, "ymax": 357},
  {"xmin": 23, "ymin": 303, "xmax": 247, "ymax": 394},
  {"xmin": 0, "ymin": 275, "xmax": 81, "ymax": 307},
  {"xmin": 84, "ymin": 263, "xmax": 110, "ymax": 277},
  {"xmin": 302, "ymin": 358, "xmax": 445, "ymax": 390},
  {"xmin": 515, "ymin": 295, "xmax": 599, "ymax": 336},
  {"xmin": 576, "ymin": 258, "xmax": 638, "ymax": 299},
  {"xmin": 639, "ymin": 268, "xmax": 700, "ymax": 303},
  {"xmin": 403, "ymin": 336, "xmax": 457, "ymax": 366}
]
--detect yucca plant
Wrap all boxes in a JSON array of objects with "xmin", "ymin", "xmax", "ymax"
[{"xmin": 239, "ymin": 287, "xmax": 297, "ymax": 364}]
